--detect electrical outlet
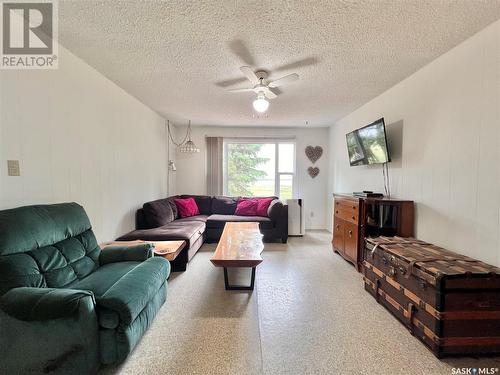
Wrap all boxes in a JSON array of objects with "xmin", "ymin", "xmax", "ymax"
[{"xmin": 7, "ymin": 160, "xmax": 20, "ymax": 176}]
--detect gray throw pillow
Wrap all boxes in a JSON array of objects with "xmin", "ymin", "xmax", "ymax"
[
  {"xmin": 143, "ymin": 199, "xmax": 174, "ymax": 228},
  {"xmin": 212, "ymin": 196, "xmax": 238, "ymax": 215}
]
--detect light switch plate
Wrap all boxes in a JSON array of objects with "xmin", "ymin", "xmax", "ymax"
[{"xmin": 7, "ymin": 160, "xmax": 20, "ymax": 176}]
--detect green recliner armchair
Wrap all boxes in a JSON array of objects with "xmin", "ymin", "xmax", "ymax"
[{"xmin": 0, "ymin": 203, "xmax": 170, "ymax": 374}]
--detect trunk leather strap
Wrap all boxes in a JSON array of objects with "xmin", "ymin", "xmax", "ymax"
[
  {"xmin": 364, "ymin": 276, "xmax": 439, "ymax": 343},
  {"xmin": 406, "ymin": 257, "xmax": 481, "ymax": 279},
  {"xmin": 364, "ymin": 261, "xmax": 441, "ymax": 319}
]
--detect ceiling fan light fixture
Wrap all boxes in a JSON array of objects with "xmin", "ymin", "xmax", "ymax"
[
  {"xmin": 252, "ymin": 94, "xmax": 269, "ymax": 113},
  {"xmin": 225, "ymin": 66, "xmax": 299, "ymax": 114}
]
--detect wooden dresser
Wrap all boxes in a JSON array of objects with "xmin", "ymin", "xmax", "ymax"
[{"xmin": 332, "ymin": 194, "xmax": 414, "ymax": 271}]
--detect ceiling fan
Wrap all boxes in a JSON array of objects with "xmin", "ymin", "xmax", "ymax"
[{"xmin": 227, "ymin": 66, "xmax": 299, "ymax": 113}]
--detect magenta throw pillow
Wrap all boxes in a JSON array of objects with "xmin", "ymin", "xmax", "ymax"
[
  {"xmin": 174, "ymin": 197, "xmax": 200, "ymax": 218},
  {"xmin": 256, "ymin": 198, "xmax": 274, "ymax": 217},
  {"xmin": 235, "ymin": 197, "xmax": 274, "ymax": 216},
  {"xmin": 235, "ymin": 199, "xmax": 259, "ymax": 216}
]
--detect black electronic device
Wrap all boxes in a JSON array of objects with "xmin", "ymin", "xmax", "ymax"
[
  {"xmin": 353, "ymin": 192, "xmax": 384, "ymax": 198},
  {"xmin": 346, "ymin": 118, "xmax": 391, "ymax": 166}
]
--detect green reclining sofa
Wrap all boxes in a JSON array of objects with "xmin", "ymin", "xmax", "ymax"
[{"xmin": 0, "ymin": 203, "xmax": 170, "ymax": 374}]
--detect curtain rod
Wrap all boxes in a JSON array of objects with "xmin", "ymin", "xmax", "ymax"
[{"xmin": 205, "ymin": 136, "xmax": 296, "ymax": 140}]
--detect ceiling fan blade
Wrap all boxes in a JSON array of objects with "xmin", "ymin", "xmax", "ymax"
[
  {"xmin": 227, "ymin": 87, "xmax": 255, "ymax": 93},
  {"xmin": 263, "ymin": 87, "xmax": 278, "ymax": 99},
  {"xmin": 228, "ymin": 40, "xmax": 255, "ymax": 66},
  {"xmin": 240, "ymin": 66, "xmax": 260, "ymax": 85},
  {"xmin": 268, "ymin": 73, "xmax": 299, "ymax": 88},
  {"xmin": 273, "ymin": 57, "xmax": 318, "ymax": 72},
  {"xmin": 215, "ymin": 77, "xmax": 248, "ymax": 88}
]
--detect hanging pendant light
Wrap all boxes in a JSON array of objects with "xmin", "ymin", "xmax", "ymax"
[
  {"xmin": 178, "ymin": 120, "xmax": 200, "ymax": 153},
  {"xmin": 167, "ymin": 120, "xmax": 200, "ymax": 153}
]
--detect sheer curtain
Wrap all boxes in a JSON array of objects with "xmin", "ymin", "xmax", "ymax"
[{"xmin": 206, "ymin": 137, "xmax": 223, "ymax": 195}]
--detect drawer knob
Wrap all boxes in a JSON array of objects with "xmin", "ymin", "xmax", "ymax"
[
  {"xmin": 388, "ymin": 267, "xmax": 396, "ymax": 277},
  {"xmin": 352, "ymin": 216, "xmax": 355, "ymax": 220},
  {"xmin": 336, "ymin": 210, "xmax": 339, "ymax": 214},
  {"xmin": 336, "ymin": 224, "xmax": 340, "ymax": 230},
  {"xmin": 348, "ymin": 230, "xmax": 353, "ymax": 237}
]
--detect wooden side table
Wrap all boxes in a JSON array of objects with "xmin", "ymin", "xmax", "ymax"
[{"xmin": 101, "ymin": 240, "xmax": 186, "ymax": 262}]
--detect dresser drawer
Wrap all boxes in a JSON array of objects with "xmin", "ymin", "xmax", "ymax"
[
  {"xmin": 343, "ymin": 221, "xmax": 358, "ymax": 262},
  {"xmin": 332, "ymin": 218, "xmax": 344, "ymax": 252},
  {"xmin": 334, "ymin": 198, "xmax": 359, "ymax": 224}
]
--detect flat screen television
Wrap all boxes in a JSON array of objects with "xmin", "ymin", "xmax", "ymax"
[{"xmin": 346, "ymin": 118, "xmax": 391, "ymax": 166}]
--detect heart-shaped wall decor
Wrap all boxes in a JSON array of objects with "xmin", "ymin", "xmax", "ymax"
[
  {"xmin": 305, "ymin": 146, "xmax": 323, "ymax": 164},
  {"xmin": 308, "ymin": 167, "xmax": 320, "ymax": 178}
]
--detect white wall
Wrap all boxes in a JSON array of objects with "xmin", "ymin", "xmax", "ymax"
[
  {"xmin": 328, "ymin": 20, "xmax": 500, "ymax": 265},
  {"xmin": 175, "ymin": 126, "xmax": 329, "ymax": 229},
  {"xmin": 166, "ymin": 123, "xmax": 178, "ymax": 196},
  {"xmin": 0, "ymin": 44, "xmax": 171, "ymax": 242}
]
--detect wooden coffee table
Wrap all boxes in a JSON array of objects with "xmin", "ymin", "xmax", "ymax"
[
  {"xmin": 101, "ymin": 240, "xmax": 186, "ymax": 262},
  {"xmin": 210, "ymin": 222, "xmax": 264, "ymax": 291}
]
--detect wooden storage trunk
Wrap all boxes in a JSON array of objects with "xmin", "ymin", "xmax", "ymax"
[{"xmin": 363, "ymin": 236, "xmax": 500, "ymax": 358}]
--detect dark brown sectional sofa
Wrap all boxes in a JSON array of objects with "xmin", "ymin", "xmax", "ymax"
[{"xmin": 117, "ymin": 195, "xmax": 288, "ymax": 271}]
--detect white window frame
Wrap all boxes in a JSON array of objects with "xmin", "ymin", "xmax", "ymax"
[{"xmin": 223, "ymin": 138, "xmax": 296, "ymax": 199}]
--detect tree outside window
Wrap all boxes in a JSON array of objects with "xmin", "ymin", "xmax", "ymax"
[{"xmin": 224, "ymin": 141, "xmax": 295, "ymax": 200}]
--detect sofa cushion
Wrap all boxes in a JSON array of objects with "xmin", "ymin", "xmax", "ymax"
[
  {"xmin": 117, "ymin": 221, "xmax": 205, "ymax": 249},
  {"xmin": 166, "ymin": 197, "xmax": 179, "ymax": 219},
  {"xmin": 69, "ymin": 261, "xmax": 141, "ymax": 297},
  {"xmin": 174, "ymin": 215, "xmax": 209, "ymax": 223},
  {"xmin": 179, "ymin": 195, "xmax": 212, "ymax": 215},
  {"xmin": 0, "ymin": 253, "xmax": 46, "ymax": 295},
  {"xmin": 175, "ymin": 197, "xmax": 200, "ymax": 218},
  {"xmin": 143, "ymin": 199, "xmax": 174, "ymax": 228},
  {"xmin": 206, "ymin": 214, "xmax": 273, "ymax": 230},
  {"xmin": 0, "ymin": 228, "xmax": 100, "ymax": 295},
  {"xmin": 0, "ymin": 202, "xmax": 92, "ymax": 256},
  {"xmin": 211, "ymin": 196, "xmax": 238, "ymax": 215}
]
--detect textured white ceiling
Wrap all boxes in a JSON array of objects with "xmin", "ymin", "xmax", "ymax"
[{"xmin": 58, "ymin": 0, "xmax": 500, "ymax": 127}]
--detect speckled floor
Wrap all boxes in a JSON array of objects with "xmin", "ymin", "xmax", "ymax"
[{"xmin": 101, "ymin": 231, "xmax": 500, "ymax": 375}]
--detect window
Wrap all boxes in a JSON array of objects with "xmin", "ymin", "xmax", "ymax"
[{"xmin": 223, "ymin": 140, "xmax": 295, "ymax": 200}]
